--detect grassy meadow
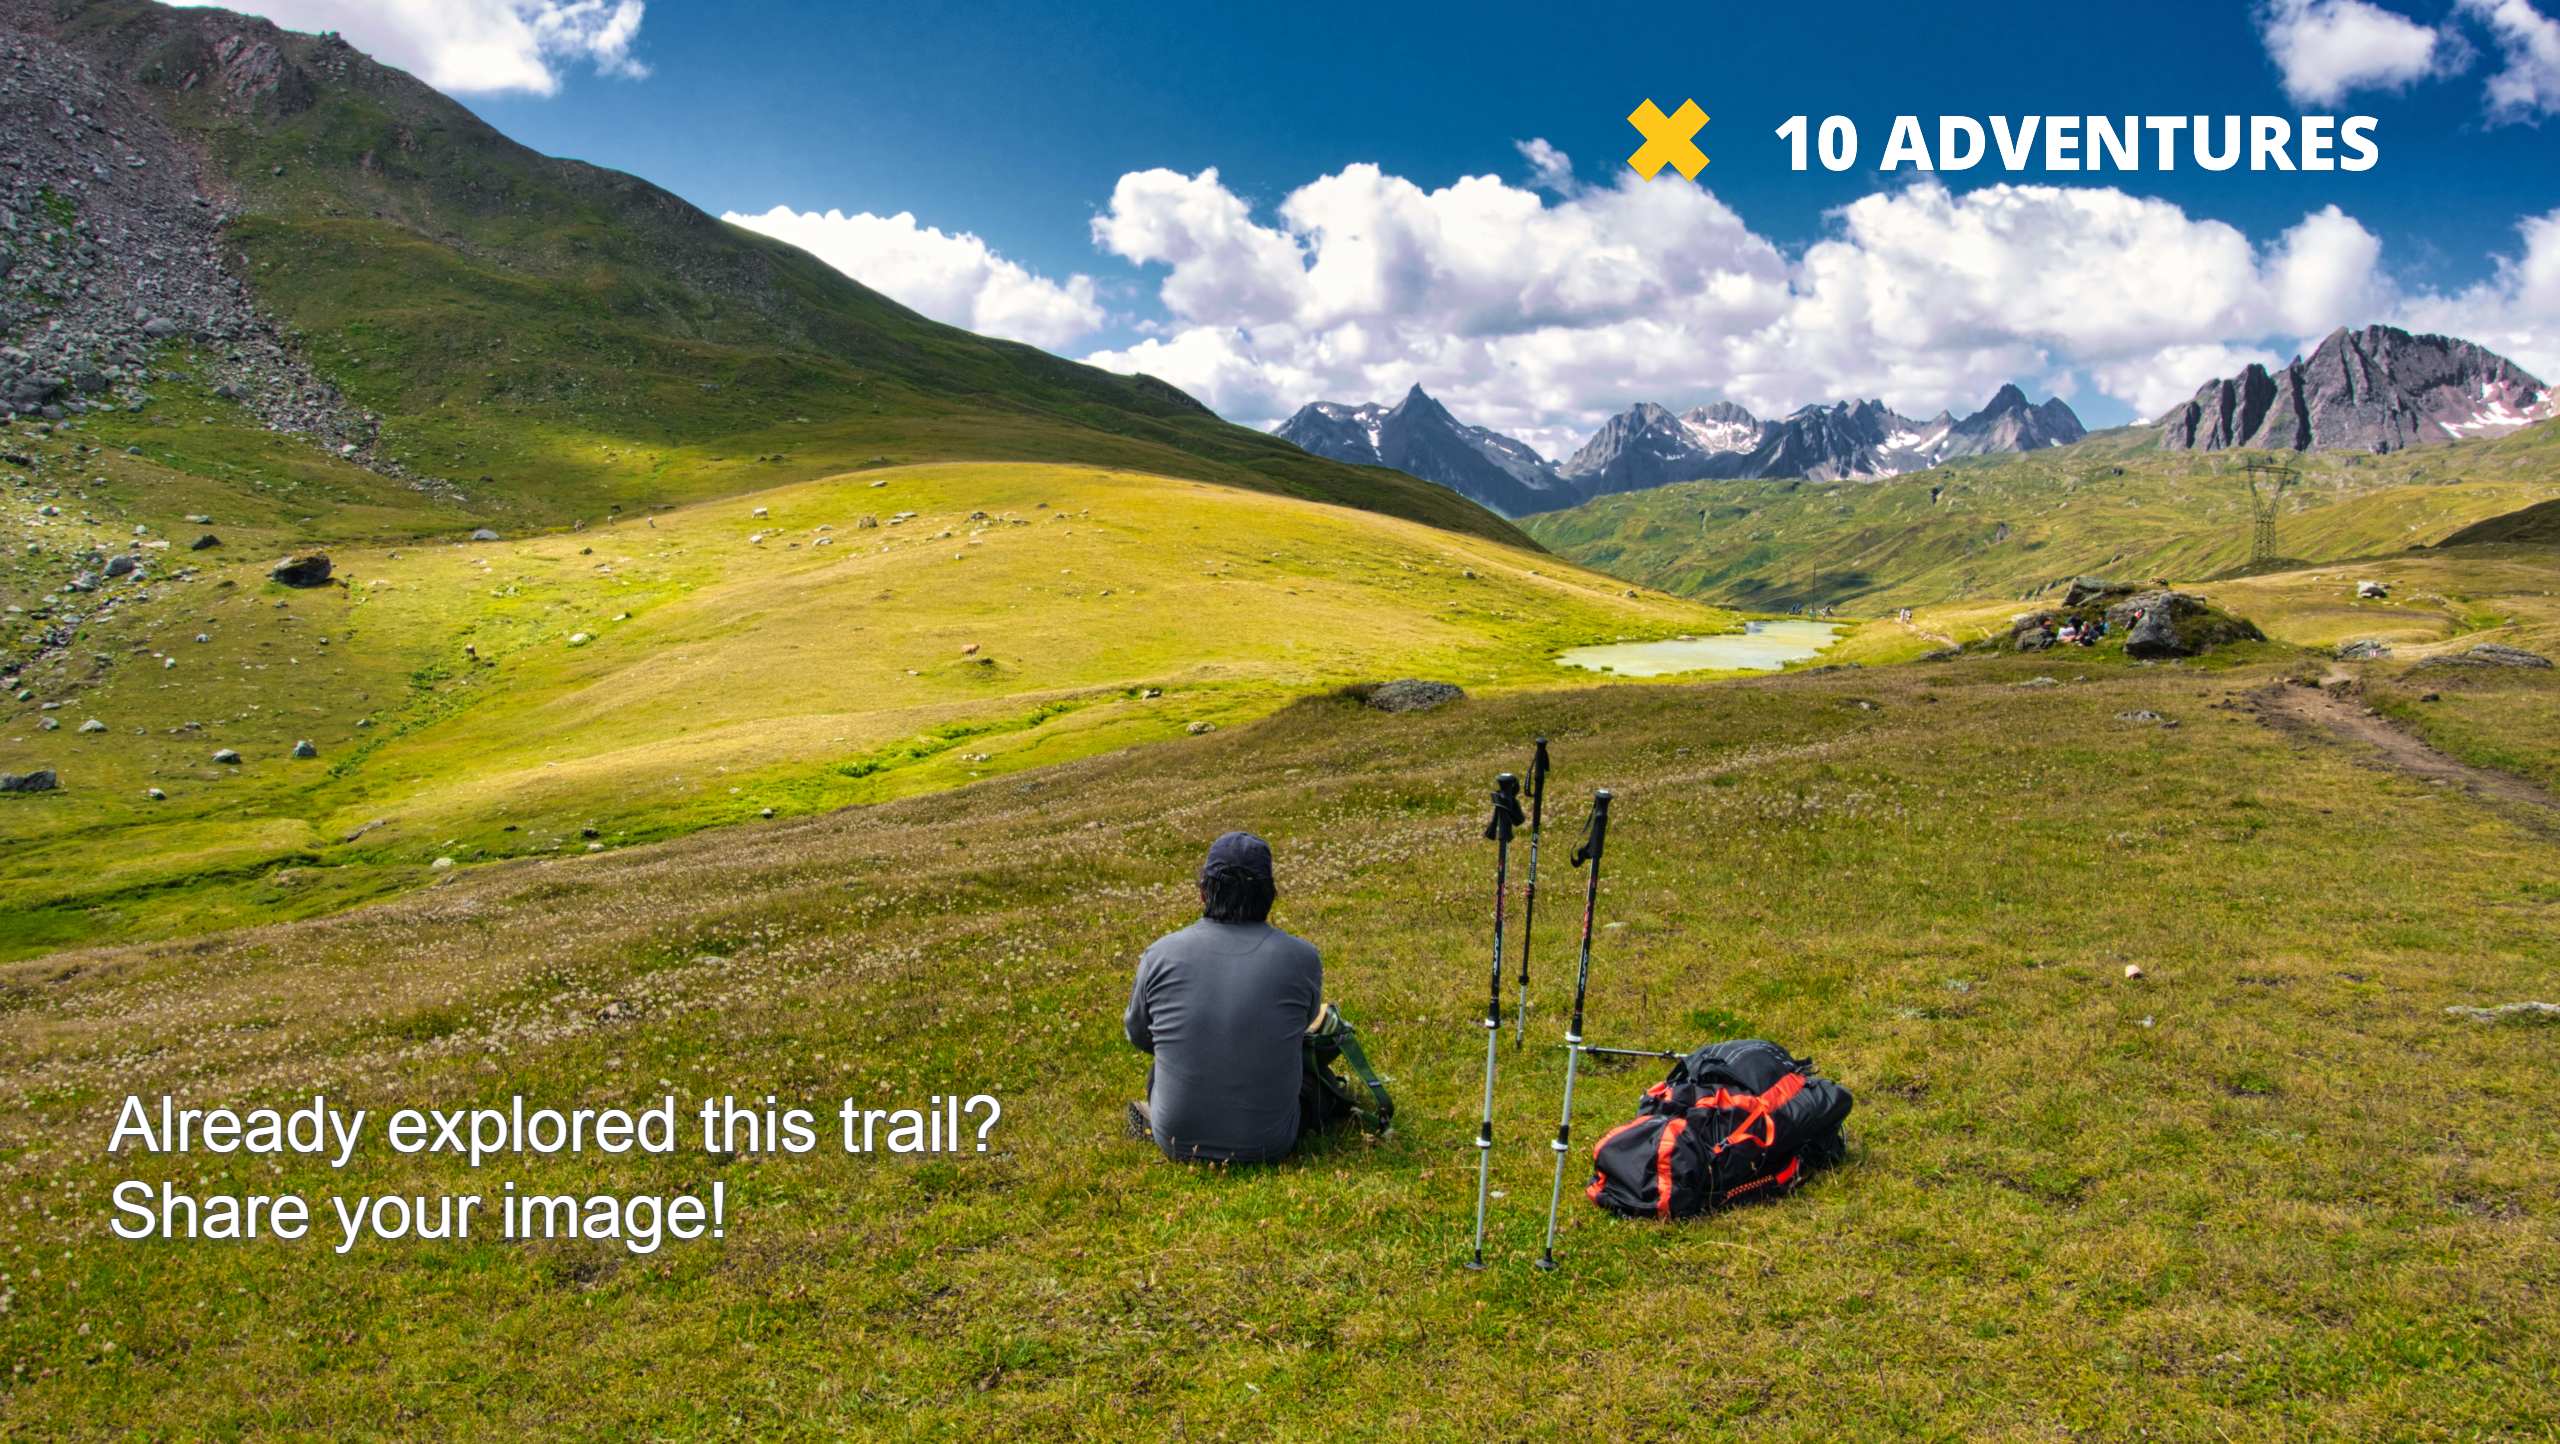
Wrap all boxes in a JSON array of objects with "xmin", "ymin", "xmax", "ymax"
[{"xmin": 3, "ymin": 640, "xmax": 2555, "ymax": 1438}]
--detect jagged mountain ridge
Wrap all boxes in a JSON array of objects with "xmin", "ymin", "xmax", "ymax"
[
  {"xmin": 1277, "ymin": 383, "xmax": 2087, "ymax": 515},
  {"xmin": 1564, "ymin": 385, "xmax": 2088, "ymax": 496},
  {"xmin": 2160, "ymin": 324, "xmax": 2553, "ymax": 453},
  {"xmin": 1273, "ymin": 385, "xmax": 1572, "ymax": 516}
]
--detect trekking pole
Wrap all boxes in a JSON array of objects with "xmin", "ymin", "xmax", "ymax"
[
  {"xmin": 1467, "ymin": 771, "xmax": 1525, "ymax": 1271},
  {"xmin": 1536, "ymin": 788, "xmax": 1611, "ymax": 1272},
  {"xmin": 1514, "ymin": 738, "xmax": 1549, "ymax": 1051}
]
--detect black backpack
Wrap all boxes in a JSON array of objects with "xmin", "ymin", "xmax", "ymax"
[{"xmin": 1586, "ymin": 1040, "xmax": 1852, "ymax": 1219}]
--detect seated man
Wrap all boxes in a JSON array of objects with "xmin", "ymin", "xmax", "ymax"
[{"xmin": 1123, "ymin": 831, "xmax": 1330, "ymax": 1163}]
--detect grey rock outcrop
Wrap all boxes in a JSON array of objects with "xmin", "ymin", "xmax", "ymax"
[
  {"xmin": 2102, "ymin": 591, "xmax": 2266, "ymax": 659},
  {"xmin": 1364, "ymin": 679, "xmax": 1466, "ymax": 713},
  {"xmin": 2416, "ymin": 643, "xmax": 2553, "ymax": 670}
]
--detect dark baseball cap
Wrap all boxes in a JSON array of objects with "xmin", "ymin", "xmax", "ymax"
[{"xmin": 1200, "ymin": 830, "xmax": 1274, "ymax": 881}]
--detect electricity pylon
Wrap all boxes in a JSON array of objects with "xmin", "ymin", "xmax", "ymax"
[{"xmin": 2242, "ymin": 457, "xmax": 2299, "ymax": 567}]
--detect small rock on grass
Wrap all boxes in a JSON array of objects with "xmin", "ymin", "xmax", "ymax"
[
  {"xmin": 291, "ymin": 739, "xmax": 317, "ymax": 759},
  {"xmin": 0, "ymin": 770, "xmax": 59, "ymax": 794},
  {"xmin": 212, "ymin": 748, "xmax": 241, "ymax": 764},
  {"xmin": 2445, "ymin": 1001, "xmax": 2560, "ymax": 1022},
  {"xmin": 1186, "ymin": 721, "xmax": 1217, "ymax": 735}
]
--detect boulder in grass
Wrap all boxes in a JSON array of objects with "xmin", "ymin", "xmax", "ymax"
[
  {"xmin": 2101, "ymin": 591, "xmax": 2265, "ymax": 659},
  {"xmin": 2336, "ymin": 638, "xmax": 2391, "ymax": 662},
  {"xmin": 1366, "ymin": 679, "xmax": 1467, "ymax": 713},
  {"xmin": 271, "ymin": 553, "xmax": 332, "ymax": 587},
  {"xmin": 0, "ymin": 770, "xmax": 58, "ymax": 794},
  {"xmin": 291, "ymin": 739, "xmax": 318, "ymax": 759}
]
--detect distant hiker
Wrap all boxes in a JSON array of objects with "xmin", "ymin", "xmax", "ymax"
[{"xmin": 1124, "ymin": 832, "xmax": 1375, "ymax": 1162}]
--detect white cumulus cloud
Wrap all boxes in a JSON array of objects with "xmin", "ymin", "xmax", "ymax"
[
  {"xmin": 724, "ymin": 206, "xmax": 1104, "ymax": 350},
  {"xmin": 1073, "ymin": 143, "xmax": 2556, "ymax": 453},
  {"xmin": 169, "ymin": 0, "xmax": 648, "ymax": 95},
  {"xmin": 2091, "ymin": 344, "xmax": 2285, "ymax": 419},
  {"xmin": 2399, "ymin": 207, "xmax": 2560, "ymax": 378},
  {"xmin": 1085, "ymin": 154, "xmax": 1797, "ymax": 457},
  {"xmin": 2461, "ymin": 0, "xmax": 2560, "ymax": 122},
  {"xmin": 2257, "ymin": 0, "xmax": 2452, "ymax": 104}
]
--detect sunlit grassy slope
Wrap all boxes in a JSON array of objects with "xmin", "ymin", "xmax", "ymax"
[
  {"xmin": 6, "ymin": 640, "xmax": 2556, "ymax": 1438},
  {"xmin": 0, "ymin": 420, "xmax": 1725, "ymax": 958},
  {"xmin": 1524, "ymin": 423, "xmax": 2560, "ymax": 611}
]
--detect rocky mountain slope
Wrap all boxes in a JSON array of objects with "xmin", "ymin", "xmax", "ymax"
[
  {"xmin": 0, "ymin": 14, "xmax": 407, "ymax": 474},
  {"xmin": 2159, "ymin": 324, "xmax": 2552, "ymax": 454},
  {"xmin": 0, "ymin": 0, "xmax": 1526, "ymax": 546},
  {"xmin": 1274, "ymin": 385, "xmax": 1573, "ymax": 516}
]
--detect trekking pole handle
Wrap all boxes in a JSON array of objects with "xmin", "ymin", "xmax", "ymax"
[
  {"xmin": 1484, "ymin": 772, "xmax": 1523, "ymax": 843},
  {"xmin": 1571, "ymin": 788, "xmax": 1611, "ymax": 867},
  {"xmin": 1529, "ymin": 737, "xmax": 1550, "ymax": 795}
]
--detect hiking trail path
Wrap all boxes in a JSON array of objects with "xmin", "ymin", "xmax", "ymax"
[{"xmin": 2253, "ymin": 670, "xmax": 2560, "ymax": 829}]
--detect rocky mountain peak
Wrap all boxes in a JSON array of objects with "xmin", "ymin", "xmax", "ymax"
[
  {"xmin": 2160, "ymin": 323, "xmax": 2552, "ymax": 453},
  {"xmin": 1276, "ymin": 382, "xmax": 1566, "ymax": 517}
]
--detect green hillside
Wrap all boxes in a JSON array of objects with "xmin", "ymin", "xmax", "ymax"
[
  {"xmin": 0, "ymin": 399, "xmax": 1724, "ymax": 959},
  {"xmin": 1524, "ymin": 423, "xmax": 2560, "ymax": 611},
  {"xmin": 31, "ymin": 0, "xmax": 1526, "ymax": 548}
]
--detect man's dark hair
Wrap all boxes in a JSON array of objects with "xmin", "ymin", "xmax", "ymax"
[
  {"xmin": 1197, "ymin": 831, "xmax": 1276, "ymax": 923},
  {"xmin": 1200, "ymin": 868, "xmax": 1276, "ymax": 923}
]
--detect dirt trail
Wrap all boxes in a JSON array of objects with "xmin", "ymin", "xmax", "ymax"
[{"xmin": 2254, "ymin": 672, "xmax": 2560, "ymax": 825}]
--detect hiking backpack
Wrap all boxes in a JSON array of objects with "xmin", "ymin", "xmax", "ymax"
[{"xmin": 1585, "ymin": 1040, "xmax": 1851, "ymax": 1219}]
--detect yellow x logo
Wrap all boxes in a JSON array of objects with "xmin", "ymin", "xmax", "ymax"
[{"xmin": 1627, "ymin": 99, "xmax": 1709, "ymax": 180}]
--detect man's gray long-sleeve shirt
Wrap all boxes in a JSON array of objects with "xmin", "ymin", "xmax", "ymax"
[{"xmin": 1125, "ymin": 919, "xmax": 1322, "ymax": 1163}]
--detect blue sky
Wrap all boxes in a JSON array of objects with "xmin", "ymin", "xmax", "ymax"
[{"xmin": 208, "ymin": 0, "xmax": 2560, "ymax": 453}]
